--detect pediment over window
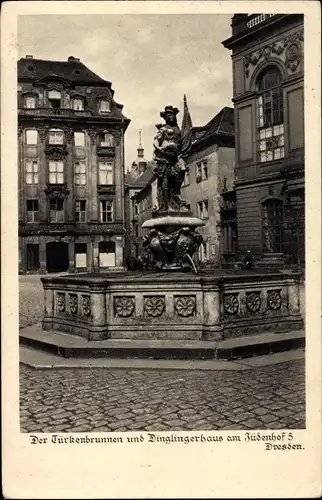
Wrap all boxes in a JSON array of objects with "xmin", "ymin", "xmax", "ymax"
[
  {"xmin": 35, "ymin": 75, "xmax": 72, "ymax": 89},
  {"xmin": 44, "ymin": 184, "xmax": 70, "ymax": 199}
]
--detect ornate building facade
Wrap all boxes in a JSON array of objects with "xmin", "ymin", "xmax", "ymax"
[
  {"xmin": 181, "ymin": 104, "xmax": 235, "ymax": 267},
  {"xmin": 222, "ymin": 14, "xmax": 304, "ymax": 268},
  {"xmin": 18, "ymin": 56, "xmax": 130, "ymax": 273}
]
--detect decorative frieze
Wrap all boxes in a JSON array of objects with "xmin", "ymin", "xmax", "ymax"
[
  {"xmin": 114, "ymin": 296, "xmax": 135, "ymax": 317},
  {"xmin": 44, "ymin": 184, "xmax": 70, "ymax": 199},
  {"xmin": 223, "ymin": 293, "xmax": 239, "ymax": 315},
  {"xmin": 38, "ymin": 127, "xmax": 49, "ymax": 142},
  {"xmin": 81, "ymin": 295, "xmax": 91, "ymax": 316},
  {"xmin": 244, "ymin": 29, "xmax": 303, "ymax": 77},
  {"xmin": 56, "ymin": 292, "xmax": 66, "ymax": 312},
  {"xmin": 88, "ymin": 129, "xmax": 97, "ymax": 144},
  {"xmin": 246, "ymin": 291, "xmax": 262, "ymax": 313},
  {"xmin": 45, "ymin": 144, "xmax": 68, "ymax": 159},
  {"xmin": 69, "ymin": 293, "xmax": 78, "ymax": 314},
  {"xmin": 174, "ymin": 296, "xmax": 196, "ymax": 317},
  {"xmin": 267, "ymin": 290, "xmax": 282, "ymax": 311},
  {"xmin": 144, "ymin": 296, "xmax": 165, "ymax": 317}
]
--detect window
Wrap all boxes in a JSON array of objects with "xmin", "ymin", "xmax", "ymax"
[
  {"xmin": 26, "ymin": 129, "xmax": 38, "ymax": 145},
  {"xmin": 74, "ymin": 161, "xmax": 86, "ymax": 185},
  {"xmin": 100, "ymin": 200, "xmax": 113, "ymax": 222},
  {"xmin": 99, "ymin": 162, "xmax": 114, "ymax": 185},
  {"xmin": 197, "ymin": 200, "xmax": 209, "ymax": 220},
  {"xmin": 26, "ymin": 199, "xmax": 39, "ymax": 222},
  {"xmin": 99, "ymin": 100, "xmax": 111, "ymax": 113},
  {"xmin": 198, "ymin": 242, "xmax": 208, "ymax": 262},
  {"xmin": 48, "ymin": 129, "xmax": 64, "ymax": 145},
  {"xmin": 75, "ymin": 200, "xmax": 87, "ymax": 222},
  {"xmin": 73, "ymin": 98, "xmax": 84, "ymax": 111},
  {"xmin": 24, "ymin": 96, "xmax": 36, "ymax": 109},
  {"xmin": 26, "ymin": 244, "xmax": 39, "ymax": 270},
  {"xmin": 99, "ymin": 131, "xmax": 114, "ymax": 147},
  {"xmin": 49, "ymin": 198, "xmax": 64, "ymax": 222},
  {"xmin": 184, "ymin": 168, "xmax": 190, "ymax": 186},
  {"xmin": 99, "ymin": 241, "xmax": 115, "ymax": 267},
  {"xmin": 223, "ymin": 222, "xmax": 237, "ymax": 254},
  {"xmin": 257, "ymin": 67, "xmax": 284, "ymax": 163},
  {"xmin": 25, "ymin": 160, "xmax": 39, "ymax": 184},
  {"xmin": 75, "ymin": 243, "xmax": 87, "ymax": 269},
  {"xmin": 74, "ymin": 132, "xmax": 85, "ymax": 147},
  {"xmin": 196, "ymin": 160, "xmax": 208, "ymax": 182},
  {"xmin": 262, "ymin": 199, "xmax": 284, "ymax": 253},
  {"xmin": 49, "ymin": 161, "xmax": 64, "ymax": 184},
  {"xmin": 48, "ymin": 89, "xmax": 61, "ymax": 108},
  {"xmin": 247, "ymin": 14, "xmax": 275, "ymax": 28}
]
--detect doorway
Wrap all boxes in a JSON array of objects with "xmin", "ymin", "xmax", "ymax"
[
  {"xmin": 26, "ymin": 244, "xmax": 40, "ymax": 271},
  {"xmin": 46, "ymin": 242, "xmax": 69, "ymax": 273}
]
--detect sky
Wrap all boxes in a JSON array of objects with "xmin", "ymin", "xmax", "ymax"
[{"xmin": 18, "ymin": 14, "xmax": 233, "ymax": 170}]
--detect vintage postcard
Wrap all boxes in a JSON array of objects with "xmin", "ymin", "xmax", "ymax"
[{"xmin": 1, "ymin": 0, "xmax": 321, "ymax": 498}]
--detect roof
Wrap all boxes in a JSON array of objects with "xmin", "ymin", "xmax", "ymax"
[
  {"xmin": 181, "ymin": 106, "xmax": 234, "ymax": 154},
  {"xmin": 18, "ymin": 56, "xmax": 112, "ymax": 86}
]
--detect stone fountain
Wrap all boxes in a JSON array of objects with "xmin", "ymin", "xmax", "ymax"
[{"xmin": 22, "ymin": 105, "xmax": 304, "ymax": 359}]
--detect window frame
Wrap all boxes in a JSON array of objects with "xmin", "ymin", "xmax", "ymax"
[
  {"xmin": 47, "ymin": 89, "xmax": 62, "ymax": 108},
  {"xmin": 72, "ymin": 97, "xmax": 84, "ymax": 111},
  {"xmin": 261, "ymin": 198, "xmax": 284, "ymax": 254},
  {"xmin": 74, "ymin": 131, "xmax": 85, "ymax": 147},
  {"xmin": 74, "ymin": 161, "xmax": 87, "ymax": 185},
  {"xmin": 48, "ymin": 129, "xmax": 64, "ymax": 145},
  {"xmin": 25, "ymin": 129, "xmax": 38, "ymax": 145},
  {"xmin": 48, "ymin": 160, "xmax": 64, "ymax": 184},
  {"xmin": 49, "ymin": 197, "xmax": 64, "ymax": 223},
  {"xmin": 75, "ymin": 200, "xmax": 87, "ymax": 223},
  {"xmin": 26, "ymin": 199, "xmax": 39, "ymax": 222},
  {"xmin": 25, "ymin": 160, "xmax": 39, "ymax": 185},
  {"xmin": 197, "ymin": 200, "xmax": 209, "ymax": 220},
  {"xmin": 256, "ymin": 66, "xmax": 285, "ymax": 164},
  {"xmin": 99, "ymin": 99, "xmax": 111, "ymax": 113},
  {"xmin": 100, "ymin": 200, "xmax": 114, "ymax": 223},
  {"xmin": 98, "ymin": 161, "xmax": 114, "ymax": 185},
  {"xmin": 24, "ymin": 95, "xmax": 36, "ymax": 109}
]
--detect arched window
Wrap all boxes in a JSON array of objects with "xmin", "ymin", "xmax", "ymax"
[
  {"xmin": 257, "ymin": 66, "xmax": 284, "ymax": 163},
  {"xmin": 262, "ymin": 199, "xmax": 284, "ymax": 253},
  {"xmin": 99, "ymin": 99, "xmax": 111, "ymax": 113},
  {"xmin": 73, "ymin": 98, "xmax": 84, "ymax": 111}
]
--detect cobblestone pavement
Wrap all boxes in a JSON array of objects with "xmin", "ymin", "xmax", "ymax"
[
  {"xmin": 19, "ymin": 274, "xmax": 47, "ymax": 328},
  {"xmin": 20, "ymin": 360, "xmax": 305, "ymax": 433}
]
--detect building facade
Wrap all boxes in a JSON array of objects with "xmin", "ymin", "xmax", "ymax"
[
  {"xmin": 222, "ymin": 14, "xmax": 304, "ymax": 268},
  {"xmin": 181, "ymin": 106, "xmax": 235, "ymax": 266},
  {"xmin": 18, "ymin": 56, "xmax": 130, "ymax": 273}
]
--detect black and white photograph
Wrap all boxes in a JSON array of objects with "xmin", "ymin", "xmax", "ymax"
[{"xmin": 1, "ymin": 1, "xmax": 321, "ymax": 498}]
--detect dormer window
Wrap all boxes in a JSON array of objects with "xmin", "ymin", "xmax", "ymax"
[
  {"xmin": 99, "ymin": 99, "xmax": 111, "ymax": 113},
  {"xmin": 73, "ymin": 98, "xmax": 84, "ymax": 111},
  {"xmin": 24, "ymin": 96, "xmax": 36, "ymax": 109},
  {"xmin": 48, "ymin": 129, "xmax": 64, "ymax": 145},
  {"xmin": 99, "ymin": 131, "xmax": 114, "ymax": 147},
  {"xmin": 48, "ymin": 89, "xmax": 61, "ymax": 108}
]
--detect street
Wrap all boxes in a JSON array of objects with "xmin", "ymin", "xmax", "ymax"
[{"xmin": 20, "ymin": 275, "xmax": 306, "ymax": 432}]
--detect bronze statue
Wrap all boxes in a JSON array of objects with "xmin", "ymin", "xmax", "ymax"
[{"xmin": 152, "ymin": 105, "xmax": 189, "ymax": 212}]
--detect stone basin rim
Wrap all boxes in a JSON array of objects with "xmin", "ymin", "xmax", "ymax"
[{"xmin": 142, "ymin": 216, "xmax": 205, "ymax": 228}]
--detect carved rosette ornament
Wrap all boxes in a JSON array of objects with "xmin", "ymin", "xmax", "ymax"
[
  {"xmin": 69, "ymin": 294, "xmax": 78, "ymax": 314},
  {"xmin": 224, "ymin": 294, "xmax": 239, "ymax": 315},
  {"xmin": 174, "ymin": 296, "xmax": 196, "ymax": 317},
  {"xmin": 114, "ymin": 297, "xmax": 135, "ymax": 317},
  {"xmin": 267, "ymin": 290, "xmax": 282, "ymax": 311},
  {"xmin": 81, "ymin": 295, "xmax": 91, "ymax": 316},
  {"xmin": 57, "ymin": 292, "xmax": 66, "ymax": 312},
  {"xmin": 246, "ymin": 292, "xmax": 262, "ymax": 313},
  {"xmin": 144, "ymin": 296, "xmax": 165, "ymax": 317}
]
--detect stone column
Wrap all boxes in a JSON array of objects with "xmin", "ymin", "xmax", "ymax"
[
  {"xmin": 88, "ymin": 130, "xmax": 98, "ymax": 222},
  {"xmin": 89, "ymin": 287, "xmax": 108, "ymax": 340},
  {"xmin": 288, "ymin": 279, "xmax": 300, "ymax": 315},
  {"xmin": 38, "ymin": 127, "xmax": 49, "ymax": 222},
  {"xmin": 68, "ymin": 239, "xmax": 75, "ymax": 273},
  {"xmin": 202, "ymin": 281, "xmax": 223, "ymax": 340},
  {"xmin": 64, "ymin": 128, "xmax": 74, "ymax": 222},
  {"xmin": 87, "ymin": 238, "xmax": 93, "ymax": 273},
  {"xmin": 114, "ymin": 235, "xmax": 124, "ymax": 268},
  {"xmin": 43, "ymin": 283, "xmax": 54, "ymax": 330},
  {"xmin": 93, "ymin": 239, "xmax": 100, "ymax": 272},
  {"xmin": 39, "ymin": 237, "xmax": 47, "ymax": 273}
]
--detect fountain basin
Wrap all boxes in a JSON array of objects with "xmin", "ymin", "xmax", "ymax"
[{"xmin": 41, "ymin": 270, "xmax": 303, "ymax": 342}]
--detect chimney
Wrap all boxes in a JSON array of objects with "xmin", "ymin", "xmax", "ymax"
[
  {"xmin": 25, "ymin": 55, "xmax": 33, "ymax": 59},
  {"xmin": 68, "ymin": 56, "xmax": 80, "ymax": 62}
]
